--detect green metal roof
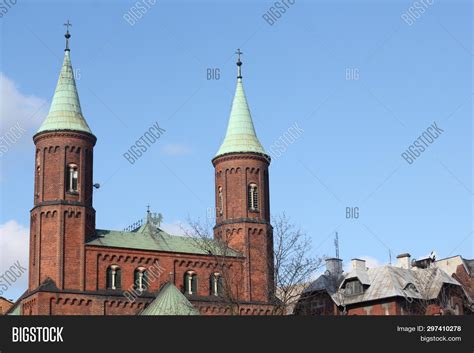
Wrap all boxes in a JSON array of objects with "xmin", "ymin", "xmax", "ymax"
[
  {"xmin": 37, "ymin": 50, "xmax": 92, "ymax": 135},
  {"xmin": 7, "ymin": 304, "xmax": 21, "ymax": 315},
  {"xmin": 215, "ymin": 78, "xmax": 267, "ymax": 158},
  {"xmin": 140, "ymin": 283, "xmax": 200, "ymax": 316},
  {"xmin": 87, "ymin": 222, "xmax": 242, "ymax": 257}
]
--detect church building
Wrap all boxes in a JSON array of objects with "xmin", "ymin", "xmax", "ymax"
[{"xmin": 14, "ymin": 27, "xmax": 276, "ymax": 315}]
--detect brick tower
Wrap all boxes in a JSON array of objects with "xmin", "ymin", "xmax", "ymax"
[
  {"xmin": 29, "ymin": 25, "xmax": 96, "ymax": 292},
  {"xmin": 212, "ymin": 50, "xmax": 274, "ymax": 303}
]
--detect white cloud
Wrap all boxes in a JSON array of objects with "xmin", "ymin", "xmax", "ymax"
[
  {"xmin": 343, "ymin": 255, "xmax": 384, "ymax": 272},
  {"xmin": 160, "ymin": 143, "xmax": 192, "ymax": 156},
  {"xmin": 0, "ymin": 72, "xmax": 48, "ymax": 134},
  {"xmin": 0, "ymin": 220, "xmax": 29, "ymax": 300},
  {"xmin": 160, "ymin": 221, "xmax": 190, "ymax": 236}
]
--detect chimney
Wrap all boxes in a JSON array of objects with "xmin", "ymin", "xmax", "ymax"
[
  {"xmin": 396, "ymin": 253, "xmax": 411, "ymax": 269},
  {"xmin": 351, "ymin": 258, "xmax": 366, "ymax": 272},
  {"xmin": 325, "ymin": 258, "xmax": 343, "ymax": 277}
]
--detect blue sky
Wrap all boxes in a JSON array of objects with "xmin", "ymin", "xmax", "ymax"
[{"xmin": 0, "ymin": 0, "xmax": 472, "ymax": 300}]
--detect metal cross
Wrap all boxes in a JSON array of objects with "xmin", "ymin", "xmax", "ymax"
[
  {"xmin": 235, "ymin": 48, "xmax": 243, "ymax": 62},
  {"xmin": 63, "ymin": 20, "xmax": 72, "ymax": 50},
  {"xmin": 64, "ymin": 20, "xmax": 72, "ymax": 32}
]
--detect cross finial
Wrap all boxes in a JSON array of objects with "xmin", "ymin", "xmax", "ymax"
[
  {"xmin": 63, "ymin": 20, "xmax": 72, "ymax": 51},
  {"xmin": 235, "ymin": 48, "xmax": 243, "ymax": 79},
  {"xmin": 146, "ymin": 204, "xmax": 152, "ymax": 223}
]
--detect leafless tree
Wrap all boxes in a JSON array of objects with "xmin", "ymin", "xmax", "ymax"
[
  {"xmin": 272, "ymin": 213, "xmax": 323, "ymax": 314},
  {"xmin": 184, "ymin": 216, "xmax": 245, "ymax": 315},
  {"xmin": 404, "ymin": 268, "xmax": 461, "ymax": 315},
  {"xmin": 184, "ymin": 212, "xmax": 322, "ymax": 315}
]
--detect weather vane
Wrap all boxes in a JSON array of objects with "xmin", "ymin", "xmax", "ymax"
[{"xmin": 145, "ymin": 205, "xmax": 162, "ymax": 227}]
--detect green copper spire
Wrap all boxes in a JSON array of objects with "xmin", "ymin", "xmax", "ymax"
[
  {"xmin": 215, "ymin": 49, "xmax": 267, "ymax": 158},
  {"xmin": 140, "ymin": 283, "xmax": 200, "ymax": 316},
  {"xmin": 37, "ymin": 23, "xmax": 93, "ymax": 135}
]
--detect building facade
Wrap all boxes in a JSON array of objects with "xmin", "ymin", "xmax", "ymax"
[
  {"xmin": 0, "ymin": 297, "xmax": 14, "ymax": 315},
  {"xmin": 295, "ymin": 254, "xmax": 473, "ymax": 316},
  {"xmin": 15, "ymin": 30, "xmax": 276, "ymax": 315}
]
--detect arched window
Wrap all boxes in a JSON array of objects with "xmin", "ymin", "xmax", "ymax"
[
  {"xmin": 66, "ymin": 163, "xmax": 79, "ymax": 193},
  {"xmin": 106, "ymin": 265, "xmax": 121, "ymax": 290},
  {"xmin": 248, "ymin": 183, "xmax": 258, "ymax": 211},
  {"xmin": 184, "ymin": 271, "xmax": 198, "ymax": 295},
  {"xmin": 218, "ymin": 187, "xmax": 223, "ymax": 216},
  {"xmin": 134, "ymin": 267, "xmax": 148, "ymax": 291},
  {"xmin": 210, "ymin": 272, "xmax": 223, "ymax": 296}
]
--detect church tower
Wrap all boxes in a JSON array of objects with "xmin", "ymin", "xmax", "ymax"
[
  {"xmin": 29, "ymin": 24, "xmax": 96, "ymax": 292},
  {"xmin": 212, "ymin": 50, "xmax": 274, "ymax": 303}
]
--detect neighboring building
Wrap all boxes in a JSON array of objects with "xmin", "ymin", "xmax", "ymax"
[
  {"xmin": 294, "ymin": 258, "xmax": 343, "ymax": 315},
  {"xmin": 0, "ymin": 297, "xmax": 14, "ymax": 315},
  {"xmin": 435, "ymin": 255, "xmax": 474, "ymax": 305},
  {"xmin": 275, "ymin": 283, "xmax": 306, "ymax": 315},
  {"xmin": 295, "ymin": 253, "xmax": 472, "ymax": 316},
  {"xmin": 14, "ymin": 29, "xmax": 276, "ymax": 315}
]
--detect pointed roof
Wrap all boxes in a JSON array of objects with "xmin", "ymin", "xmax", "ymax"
[
  {"xmin": 37, "ymin": 32, "xmax": 92, "ymax": 135},
  {"xmin": 140, "ymin": 283, "xmax": 200, "ymax": 316},
  {"xmin": 215, "ymin": 51, "xmax": 266, "ymax": 158}
]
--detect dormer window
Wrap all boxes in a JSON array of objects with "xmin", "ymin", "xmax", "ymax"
[
  {"xmin": 66, "ymin": 163, "xmax": 78, "ymax": 193},
  {"xmin": 248, "ymin": 183, "xmax": 258, "ymax": 211},
  {"xmin": 404, "ymin": 283, "xmax": 419, "ymax": 294},
  {"xmin": 343, "ymin": 279, "xmax": 364, "ymax": 295}
]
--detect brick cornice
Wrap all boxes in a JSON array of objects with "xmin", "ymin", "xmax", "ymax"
[
  {"xmin": 31, "ymin": 200, "xmax": 96, "ymax": 212},
  {"xmin": 33, "ymin": 130, "xmax": 97, "ymax": 145},
  {"xmin": 214, "ymin": 218, "xmax": 272, "ymax": 228},
  {"xmin": 212, "ymin": 152, "xmax": 270, "ymax": 167}
]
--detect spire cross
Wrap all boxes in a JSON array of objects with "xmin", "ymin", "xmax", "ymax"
[
  {"xmin": 63, "ymin": 20, "xmax": 72, "ymax": 51},
  {"xmin": 235, "ymin": 48, "xmax": 243, "ymax": 79},
  {"xmin": 235, "ymin": 48, "xmax": 243, "ymax": 62},
  {"xmin": 64, "ymin": 19, "xmax": 72, "ymax": 32}
]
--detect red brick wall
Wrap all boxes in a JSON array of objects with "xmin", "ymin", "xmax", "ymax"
[
  {"xmin": 19, "ymin": 291, "xmax": 276, "ymax": 316},
  {"xmin": 38, "ymin": 209, "xmax": 60, "ymax": 285},
  {"xmin": 454, "ymin": 264, "xmax": 474, "ymax": 300},
  {"xmin": 21, "ymin": 292, "xmax": 149, "ymax": 315},
  {"xmin": 85, "ymin": 246, "xmax": 246, "ymax": 300},
  {"xmin": 63, "ymin": 210, "xmax": 84, "ymax": 290},
  {"xmin": 0, "ymin": 298, "xmax": 13, "ymax": 315},
  {"xmin": 194, "ymin": 301, "xmax": 275, "ymax": 315},
  {"xmin": 26, "ymin": 131, "xmax": 277, "ymax": 314},
  {"xmin": 30, "ymin": 131, "xmax": 96, "ymax": 292},
  {"xmin": 213, "ymin": 154, "xmax": 270, "ymax": 224},
  {"xmin": 33, "ymin": 132, "xmax": 96, "ymax": 207},
  {"xmin": 347, "ymin": 300, "xmax": 398, "ymax": 315},
  {"xmin": 213, "ymin": 153, "xmax": 274, "ymax": 303}
]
